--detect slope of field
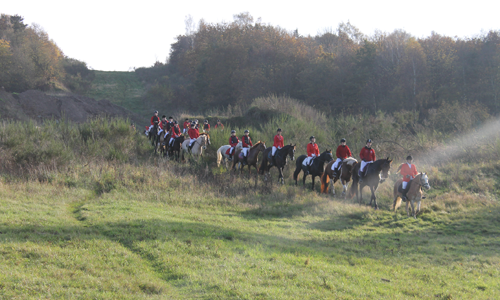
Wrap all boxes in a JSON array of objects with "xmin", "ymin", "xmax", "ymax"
[{"xmin": 84, "ymin": 71, "xmax": 148, "ymax": 121}]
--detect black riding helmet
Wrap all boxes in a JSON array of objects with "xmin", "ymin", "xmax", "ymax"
[
  {"xmin": 154, "ymin": 110, "xmax": 158, "ymax": 114},
  {"xmin": 161, "ymin": 115, "xmax": 166, "ymax": 119},
  {"xmin": 204, "ymin": 120, "xmax": 208, "ymax": 123},
  {"xmin": 277, "ymin": 128, "xmax": 282, "ymax": 132},
  {"xmin": 231, "ymin": 130, "xmax": 236, "ymax": 134},
  {"xmin": 406, "ymin": 155, "xmax": 413, "ymax": 161},
  {"xmin": 174, "ymin": 120, "xmax": 178, "ymax": 124},
  {"xmin": 244, "ymin": 130, "xmax": 249, "ymax": 133},
  {"xmin": 309, "ymin": 136, "xmax": 315, "ymax": 141},
  {"xmin": 366, "ymin": 139, "xmax": 372, "ymax": 143},
  {"xmin": 340, "ymin": 138, "xmax": 346, "ymax": 143},
  {"xmin": 169, "ymin": 116, "xmax": 173, "ymax": 119},
  {"xmin": 190, "ymin": 122, "xmax": 195, "ymax": 127}
]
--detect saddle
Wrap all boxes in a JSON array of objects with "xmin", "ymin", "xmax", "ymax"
[
  {"xmin": 267, "ymin": 150, "xmax": 282, "ymax": 162},
  {"xmin": 398, "ymin": 181, "xmax": 411, "ymax": 193}
]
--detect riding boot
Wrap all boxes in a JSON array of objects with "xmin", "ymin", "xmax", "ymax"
[
  {"xmin": 228, "ymin": 153, "xmax": 232, "ymax": 161},
  {"xmin": 242, "ymin": 156, "xmax": 247, "ymax": 166},
  {"xmin": 402, "ymin": 182, "xmax": 411, "ymax": 202},
  {"xmin": 358, "ymin": 170, "xmax": 363, "ymax": 183}
]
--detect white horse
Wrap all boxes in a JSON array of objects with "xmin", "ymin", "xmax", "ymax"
[
  {"xmin": 216, "ymin": 142, "xmax": 242, "ymax": 167},
  {"xmin": 181, "ymin": 134, "xmax": 210, "ymax": 161}
]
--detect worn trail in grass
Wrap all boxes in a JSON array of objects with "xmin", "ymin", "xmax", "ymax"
[{"xmin": 1, "ymin": 179, "xmax": 499, "ymax": 299}]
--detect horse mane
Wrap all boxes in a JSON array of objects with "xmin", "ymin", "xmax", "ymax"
[
  {"xmin": 344, "ymin": 157, "xmax": 357, "ymax": 166},
  {"xmin": 251, "ymin": 141, "xmax": 264, "ymax": 149},
  {"xmin": 199, "ymin": 133, "xmax": 208, "ymax": 137}
]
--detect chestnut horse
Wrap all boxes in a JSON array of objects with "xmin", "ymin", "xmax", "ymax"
[
  {"xmin": 393, "ymin": 173, "xmax": 431, "ymax": 218},
  {"xmin": 231, "ymin": 141, "xmax": 266, "ymax": 175},
  {"xmin": 321, "ymin": 157, "xmax": 357, "ymax": 198}
]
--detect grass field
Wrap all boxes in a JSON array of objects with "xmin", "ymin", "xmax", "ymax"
[
  {"xmin": 84, "ymin": 71, "xmax": 148, "ymax": 119},
  {"xmin": 1, "ymin": 167, "xmax": 499, "ymax": 299}
]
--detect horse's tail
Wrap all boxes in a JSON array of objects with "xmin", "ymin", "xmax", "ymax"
[
  {"xmin": 320, "ymin": 171, "xmax": 330, "ymax": 194},
  {"xmin": 393, "ymin": 196, "xmax": 402, "ymax": 211},
  {"xmin": 259, "ymin": 155, "xmax": 267, "ymax": 175},
  {"xmin": 216, "ymin": 147, "xmax": 223, "ymax": 167}
]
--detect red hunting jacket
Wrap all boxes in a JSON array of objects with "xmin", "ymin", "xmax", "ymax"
[
  {"xmin": 401, "ymin": 163, "xmax": 418, "ymax": 182},
  {"xmin": 151, "ymin": 116, "xmax": 159, "ymax": 126},
  {"xmin": 336, "ymin": 145, "xmax": 352, "ymax": 160},
  {"xmin": 229, "ymin": 136, "xmax": 239, "ymax": 147},
  {"xmin": 171, "ymin": 126, "xmax": 181, "ymax": 138},
  {"xmin": 183, "ymin": 121, "xmax": 190, "ymax": 129},
  {"xmin": 359, "ymin": 147, "xmax": 376, "ymax": 162},
  {"xmin": 242, "ymin": 135, "xmax": 253, "ymax": 148},
  {"xmin": 203, "ymin": 124, "xmax": 210, "ymax": 131},
  {"xmin": 273, "ymin": 135, "xmax": 284, "ymax": 148},
  {"xmin": 188, "ymin": 128, "xmax": 199, "ymax": 139},
  {"xmin": 307, "ymin": 143, "xmax": 319, "ymax": 157},
  {"xmin": 215, "ymin": 123, "xmax": 224, "ymax": 129}
]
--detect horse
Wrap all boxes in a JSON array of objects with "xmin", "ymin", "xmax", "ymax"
[
  {"xmin": 159, "ymin": 131, "xmax": 171, "ymax": 157},
  {"xmin": 349, "ymin": 158, "xmax": 393, "ymax": 209},
  {"xmin": 216, "ymin": 142, "xmax": 242, "ymax": 167},
  {"xmin": 231, "ymin": 141, "xmax": 266, "ymax": 175},
  {"xmin": 181, "ymin": 133, "xmax": 211, "ymax": 161},
  {"xmin": 293, "ymin": 150, "xmax": 334, "ymax": 190},
  {"xmin": 148, "ymin": 124, "xmax": 160, "ymax": 152},
  {"xmin": 320, "ymin": 157, "xmax": 358, "ymax": 198},
  {"xmin": 393, "ymin": 173, "xmax": 431, "ymax": 218},
  {"xmin": 168, "ymin": 136, "xmax": 185, "ymax": 161},
  {"xmin": 259, "ymin": 144, "xmax": 296, "ymax": 184}
]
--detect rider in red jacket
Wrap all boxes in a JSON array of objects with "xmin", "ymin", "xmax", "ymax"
[
  {"xmin": 169, "ymin": 121, "xmax": 182, "ymax": 147},
  {"xmin": 302, "ymin": 136, "xmax": 319, "ymax": 175},
  {"xmin": 332, "ymin": 138, "xmax": 352, "ymax": 176},
  {"xmin": 203, "ymin": 120, "xmax": 210, "ymax": 133},
  {"xmin": 241, "ymin": 130, "xmax": 253, "ymax": 164},
  {"xmin": 183, "ymin": 118, "xmax": 190, "ymax": 134},
  {"xmin": 400, "ymin": 155, "xmax": 418, "ymax": 201},
  {"xmin": 359, "ymin": 139, "xmax": 376, "ymax": 182},
  {"xmin": 228, "ymin": 130, "xmax": 239, "ymax": 160},
  {"xmin": 188, "ymin": 123, "xmax": 199, "ymax": 150}
]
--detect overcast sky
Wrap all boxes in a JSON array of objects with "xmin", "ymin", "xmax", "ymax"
[{"xmin": 2, "ymin": 0, "xmax": 498, "ymax": 71}]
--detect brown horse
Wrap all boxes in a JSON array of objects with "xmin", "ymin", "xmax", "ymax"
[
  {"xmin": 321, "ymin": 157, "xmax": 357, "ymax": 198},
  {"xmin": 349, "ymin": 158, "xmax": 392, "ymax": 209},
  {"xmin": 393, "ymin": 173, "xmax": 431, "ymax": 218},
  {"xmin": 259, "ymin": 144, "xmax": 296, "ymax": 184},
  {"xmin": 231, "ymin": 141, "xmax": 266, "ymax": 175}
]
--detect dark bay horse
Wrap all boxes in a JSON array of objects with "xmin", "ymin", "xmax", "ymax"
[
  {"xmin": 160, "ymin": 132, "xmax": 171, "ymax": 157},
  {"xmin": 320, "ymin": 157, "xmax": 357, "ymax": 198},
  {"xmin": 293, "ymin": 150, "xmax": 333, "ymax": 190},
  {"xmin": 259, "ymin": 144, "xmax": 296, "ymax": 184},
  {"xmin": 349, "ymin": 158, "xmax": 392, "ymax": 209},
  {"xmin": 168, "ymin": 136, "xmax": 185, "ymax": 161},
  {"xmin": 231, "ymin": 141, "xmax": 266, "ymax": 175}
]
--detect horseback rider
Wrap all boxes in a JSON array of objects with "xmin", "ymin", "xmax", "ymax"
[
  {"xmin": 158, "ymin": 115, "xmax": 167, "ymax": 137},
  {"xmin": 228, "ymin": 130, "xmax": 239, "ymax": 161},
  {"xmin": 215, "ymin": 119, "xmax": 224, "ymax": 130},
  {"xmin": 183, "ymin": 118, "xmax": 190, "ymax": 134},
  {"xmin": 401, "ymin": 155, "xmax": 418, "ymax": 202},
  {"xmin": 149, "ymin": 110, "xmax": 160, "ymax": 133},
  {"xmin": 241, "ymin": 129, "xmax": 253, "ymax": 165},
  {"xmin": 271, "ymin": 128, "xmax": 284, "ymax": 165},
  {"xmin": 302, "ymin": 136, "xmax": 319, "ymax": 175},
  {"xmin": 332, "ymin": 138, "xmax": 352, "ymax": 177},
  {"xmin": 359, "ymin": 139, "xmax": 376, "ymax": 182},
  {"xmin": 169, "ymin": 120, "xmax": 182, "ymax": 147},
  {"xmin": 188, "ymin": 122, "xmax": 199, "ymax": 151},
  {"xmin": 203, "ymin": 120, "xmax": 210, "ymax": 133},
  {"xmin": 166, "ymin": 116, "xmax": 174, "ymax": 133}
]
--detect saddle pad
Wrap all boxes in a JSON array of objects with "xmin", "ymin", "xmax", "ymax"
[
  {"xmin": 226, "ymin": 148, "xmax": 231, "ymax": 155},
  {"xmin": 238, "ymin": 152, "xmax": 245, "ymax": 160}
]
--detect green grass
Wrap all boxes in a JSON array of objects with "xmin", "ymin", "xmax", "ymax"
[
  {"xmin": 84, "ymin": 71, "xmax": 148, "ymax": 119},
  {"xmin": 1, "ymin": 174, "xmax": 499, "ymax": 299}
]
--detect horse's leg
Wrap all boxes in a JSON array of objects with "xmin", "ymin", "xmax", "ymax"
[
  {"xmin": 359, "ymin": 184, "xmax": 363, "ymax": 205},
  {"xmin": 417, "ymin": 200, "xmax": 421, "ymax": 215},
  {"xmin": 331, "ymin": 176, "xmax": 336, "ymax": 197},
  {"xmin": 302, "ymin": 172, "xmax": 307, "ymax": 187},
  {"xmin": 311, "ymin": 175, "xmax": 315, "ymax": 191},
  {"xmin": 372, "ymin": 186, "xmax": 378, "ymax": 209},
  {"xmin": 280, "ymin": 168, "xmax": 284, "ymax": 184},
  {"xmin": 411, "ymin": 200, "xmax": 416, "ymax": 219},
  {"xmin": 406, "ymin": 201, "xmax": 410, "ymax": 217}
]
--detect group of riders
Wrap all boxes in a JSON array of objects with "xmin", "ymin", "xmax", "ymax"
[{"xmin": 147, "ymin": 110, "xmax": 419, "ymax": 202}]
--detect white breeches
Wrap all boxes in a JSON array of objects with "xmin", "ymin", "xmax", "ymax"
[
  {"xmin": 229, "ymin": 147, "xmax": 235, "ymax": 154},
  {"xmin": 302, "ymin": 156, "xmax": 315, "ymax": 166},
  {"xmin": 189, "ymin": 138, "xmax": 196, "ymax": 146},
  {"xmin": 164, "ymin": 132, "xmax": 169, "ymax": 139},
  {"xmin": 332, "ymin": 158, "xmax": 342, "ymax": 170},
  {"xmin": 242, "ymin": 147, "xmax": 249, "ymax": 157},
  {"xmin": 360, "ymin": 160, "xmax": 373, "ymax": 172},
  {"xmin": 272, "ymin": 146, "xmax": 281, "ymax": 156},
  {"xmin": 402, "ymin": 181, "xmax": 408, "ymax": 189},
  {"xmin": 169, "ymin": 137, "xmax": 175, "ymax": 145},
  {"xmin": 183, "ymin": 128, "xmax": 186, "ymax": 134},
  {"xmin": 158, "ymin": 129, "xmax": 163, "ymax": 136}
]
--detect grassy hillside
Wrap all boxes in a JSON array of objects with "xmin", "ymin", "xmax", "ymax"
[
  {"xmin": 85, "ymin": 71, "xmax": 148, "ymax": 120},
  {"xmin": 0, "ymin": 101, "xmax": 499, "ymax": 298}
]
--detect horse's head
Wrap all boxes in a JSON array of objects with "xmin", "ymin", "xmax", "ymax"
[
  {"xmin": 256, "ymin": 141, "xmax": 266, "ymax": 151},
  {"xmin": 206, "ymin": 134, "xmax": 211, "ymax": 146},
  {"xmin": 380, "ymin": 157, "xmax": 393, "ymax": 181},
  {"xmin": 320, "ymin": 149, "xmax": 334, "ymax": 162},
  {"xmin": 419, "ymin": 172, "xmax": 431, "ymax": 190},
  {"xmin": 288, "ymin": 144, "xmax": 296, "ymax": 161}
]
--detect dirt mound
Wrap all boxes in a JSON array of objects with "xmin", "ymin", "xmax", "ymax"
[{"xmin": 0, "ymin": 90, "xmax": 142, "ymax": 125}]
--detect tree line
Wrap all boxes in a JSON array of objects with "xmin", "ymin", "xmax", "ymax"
[
  {"xmin": 0, "ymin": 14, "xmax": 94, "ymax": 93},
  {"xmin": 136, "ymin": 13, "xmax": 500, "ymax": 116}
]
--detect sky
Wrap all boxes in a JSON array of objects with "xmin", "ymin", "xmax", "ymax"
[{"xmin": 2, "ymin": 0, "xmax": 499, "ymax": 71}]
